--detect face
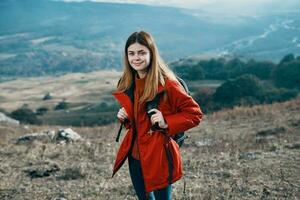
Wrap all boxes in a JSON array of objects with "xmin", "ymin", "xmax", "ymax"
[{"xmin": 127, "ymin": 42, "xmax": 151, "ymax": 75}]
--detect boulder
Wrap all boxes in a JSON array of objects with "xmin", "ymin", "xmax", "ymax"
[
  {"xmin": 17, "ymin": 128, "xmax": 82, "ymax": 144},
  {"xmin": 0, "ymin": 112, "xmax": 19, "ymax": 125},
  {"xmin": 56, "ymin": 128, "xmax": 82, "ymax": 143}
]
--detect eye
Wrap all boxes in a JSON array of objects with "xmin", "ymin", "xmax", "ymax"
[
  {"xmin": 128, "ymin": 52, "xmax": 134, "ymax": 56},
  {"xmin": 139, "ymin": 51, "xmax": 147, "ymax": 56}
]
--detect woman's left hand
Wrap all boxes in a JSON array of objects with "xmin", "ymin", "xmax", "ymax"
[{"xmin": 148, "ymin": 108, "xmax": 168, "ymax": 129}]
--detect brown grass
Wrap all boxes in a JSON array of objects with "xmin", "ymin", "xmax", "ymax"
[
  {"xmin": 0, "ymin": 70, "xmax": 121, "ymax": 112},
  {"xmin": 0, "ymin": 95, "xmax": 299, "ymax": 199}
]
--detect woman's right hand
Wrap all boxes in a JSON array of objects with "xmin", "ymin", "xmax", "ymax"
[{"xmin": 117, "ymin": 107, "xmax": 128, "ymax": 122}]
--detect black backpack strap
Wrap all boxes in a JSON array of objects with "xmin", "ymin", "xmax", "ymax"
[
  {"xmin": 176, "ymin": 76, "xmax": 190, "ymax": 95},
  {"xmin": 145, "ymin": 94, "xmax": 161, "ymax": 131},
  {"xmin": 116, "ymin": 123, "xmax": 124, "ymax": 142},
  {"xmin": 115, "ymin": 78, "xmax": 135, "ymax": 143}
]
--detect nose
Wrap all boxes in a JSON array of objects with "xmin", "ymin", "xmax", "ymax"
[{"xmin": 133, "ymin": 54, "xmax": 141, "ymax": 61}]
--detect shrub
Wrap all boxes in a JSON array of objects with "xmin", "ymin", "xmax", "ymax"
[
  {"xmin": 263, "ymin": 87, "xmax": 298, "ymax": 103},
  {"xmin": 55, "ymin": 100, "xmax": 69, "ymax": 110},
  {"xmin": 43, "ymin": 92, "xmax": 52, "ymax": 100},
  {"xmin": 10, "ymin": 108, "xmax": 40, "ymax": 124},
  {"xmin": 193, "ymin": 87, "xmax": 215, "ymax": 113},
  {"xmin": 36, "ymin": 107, "xmax": 49, "ymax": 115},
  {"xmin": 213, "ymin": 74, "xmax": 264, "ymax": 105}
]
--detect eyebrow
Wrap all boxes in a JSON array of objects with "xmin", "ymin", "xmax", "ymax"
[{"xmin": 128, "ymin": 50, "xmax": 148, "ymax": 53}]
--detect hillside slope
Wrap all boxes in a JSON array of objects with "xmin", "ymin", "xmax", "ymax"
[{"xmin": 0, "ymin": 95, "xmax": 299, "ymax": 199}]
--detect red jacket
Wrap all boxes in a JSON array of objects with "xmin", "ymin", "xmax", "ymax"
[{"xmin": 112, "ymin": 78, "xmax": 203, "ymax": 193}]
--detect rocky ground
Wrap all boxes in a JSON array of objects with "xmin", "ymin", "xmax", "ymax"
[{"xmin": 0, "ymin": 96, "xmax": 299, "ymax": 200}]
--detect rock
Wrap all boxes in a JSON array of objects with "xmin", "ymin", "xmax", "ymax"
[
  {"xmin": 239, "ymin": 152, "xmax": 261, "ymax": 160},
  {"xmin": 0, "ymin": 112, "xmax": 19, "ymax": 125},
  {"xmin": 17, "ymin": 130, "xmax": 56, "ymax": 144},
  {"xmin": 56, "ymin": 128, "xmax": 82, "ymax": 143},
  {"xmin": 194, "ymin": 139, "xmax": 213, "ymax": 147},
  {"xmin": 16, "ymin": 128, "xmax": 82, "ymax": 144}
]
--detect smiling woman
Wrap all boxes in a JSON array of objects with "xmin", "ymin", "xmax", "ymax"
[{"xmin": 110, "ymin": 31, "xmax": 203, "ymax": 199}]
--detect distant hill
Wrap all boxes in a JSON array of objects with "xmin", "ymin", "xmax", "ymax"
[{"xmin": 0, "ymin": 0, "xmax": 299, "ymax": 77}]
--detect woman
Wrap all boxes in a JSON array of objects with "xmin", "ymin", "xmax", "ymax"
[{"xmin": 112, "ymin": 31, "xmax": 203, "ymax": 200}]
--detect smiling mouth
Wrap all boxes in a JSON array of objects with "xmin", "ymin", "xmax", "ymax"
[{"xmin": 133, "ymin": 62, "xmax": 143, "ymax": 66}]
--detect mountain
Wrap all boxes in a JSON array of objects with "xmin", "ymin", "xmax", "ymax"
[
  {"xmin": 212, "ymin": 15, "xmax": 300, "ymax": 60},
  {"xmin": 0, "ymin": 0, "xmax": 299, "ymax": 77}
]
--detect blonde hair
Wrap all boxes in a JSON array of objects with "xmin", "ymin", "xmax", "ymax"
[{"xmin": 117, "ymin": 31, "xmax": 178, "ymax": 103}]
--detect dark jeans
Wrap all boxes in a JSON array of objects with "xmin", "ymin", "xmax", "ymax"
[{"xmin": 128, "ymin": 155, "xmax": 172, "ymax": 200}]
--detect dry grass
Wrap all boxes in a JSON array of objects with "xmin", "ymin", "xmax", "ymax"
[
  {"xmin": 0, "ymin": 70, "xmax": 121, "ymax": 112},
  {"xmin": 0, "ymin": 95, "xmax": 299, "ymax": 199},
  {"xmin": 210, "ymin": 95, "xmax": 300, "ymax": 121}
]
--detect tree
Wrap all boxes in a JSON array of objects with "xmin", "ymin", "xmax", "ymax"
[
  {"xmin": 245, "ymin": 59, "xmax": 274, "ymax": 80},
  {"xmin": 225, "ymin": 58, "xmax": 245, "ymax": 78},
  {"xmin": 279, "ymin": 53, "xmax": 295, "ymax": 65},
  {"xmin": 172, "ymin": 64, "xmax": 204, "ymax": 80},
  {"xmin": 189, "ymin": 65, "xmax": 204, "ymax": 80},
  {"xmin": 198, "ymin": 58, "xmax": 227, "ymax": 80},
  {"xmin": 272, "ymin": 59, "xmax": 300, "ymax": 89}
]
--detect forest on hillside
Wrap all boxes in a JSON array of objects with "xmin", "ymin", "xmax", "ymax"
[{"xmin": 171, "ymin": 53, "xmax": 300, "ymax": 113}]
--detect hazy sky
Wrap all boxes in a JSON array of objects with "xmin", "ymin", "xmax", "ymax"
[{"xmin": 60, "ymin": 0, "xmax": 300, "ymax": 12}]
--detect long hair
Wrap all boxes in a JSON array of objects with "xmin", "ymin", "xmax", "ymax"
[{"xmin": 117, "ymin": 31, "xmax": 177, "ymax": 103}]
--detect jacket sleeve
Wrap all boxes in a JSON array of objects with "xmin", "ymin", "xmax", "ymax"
[{"xmin": 163, "ymin": 80, "xmax": 203, "ymax": 136}]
